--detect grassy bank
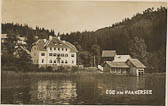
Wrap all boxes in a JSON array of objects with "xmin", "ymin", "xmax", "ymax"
[
  {"xmin": 1, "ymin": 71, "xmax": 101, "ymax": 81},
  {"xmin": 2, "ymin": 70, "xmax": 166, "ymax": 81}
]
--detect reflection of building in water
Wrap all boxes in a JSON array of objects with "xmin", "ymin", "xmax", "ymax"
[{"xmin": 30, "ymin": 80, "xmax": 77, "ymax": 104}]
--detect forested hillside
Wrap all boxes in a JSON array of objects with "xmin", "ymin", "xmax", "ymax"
[
  {"xmin": 60, "ymin": 7, "xmax": 167, "ymax": 72},
  {"xmin": 2, "ymin": 7, "xmax": 167, "ymax": 72},
  {"xmin": 2, "ymin": 23, "xmax": 55, "ymax": 49}
]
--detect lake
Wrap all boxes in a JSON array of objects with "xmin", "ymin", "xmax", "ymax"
[{"xmin": 1, "ymin": 71, "xmax": 165, "ymax": 105}]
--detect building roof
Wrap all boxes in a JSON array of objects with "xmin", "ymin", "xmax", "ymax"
[
  {"xmin": 128, "ymin": 59, "xmax": 146, "ymax": 68},
  {"xmin": 32, "ymin": 39, "xmax": 46, "ymax": 51},
  {"xmin": 113, "ymin": 55, "xmax": 131, "ymax": 62},
  {"xmin": 64, "ymin": 41, "xmax": 78, "ymax": 52},
  {"xmin": 102, "ymin": 50, "xmax": 116, "ymax": 57},
  {"xmin": 18, "ymin": 36, "xmax": 26, "ymax": 41},
  {"xmin": 1, "ymin": 34, "xmax": 7, "ymax": 38},
  {"xmin": 32, "ymin": 37, "xmax": 78, "ymax": 52},
  {"xmin": 105, "ymin": 61, "xmax": 129, "ymax": 68},
  {"xmin": 46, "ymin": 37, "xmax": 64, "ymax": 47}
]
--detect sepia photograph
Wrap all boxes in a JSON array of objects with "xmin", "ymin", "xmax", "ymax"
[{"xmin": 1, "ymin": 0, "xmax": 167, "ymax": 105}]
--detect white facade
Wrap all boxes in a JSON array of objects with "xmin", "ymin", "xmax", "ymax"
[
  {"xmin": 17, "ymin": 36, "xmax": 27, "ymax": 45},
  {"xmin": 1, "ymin": 34, "xmax": 7, "ymax": 43},
  {"xmin": 31, "ymin": 36, "xmax": 78, "ymax": 68}
]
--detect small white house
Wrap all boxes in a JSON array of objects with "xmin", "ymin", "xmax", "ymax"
[
  {"xmin": 1, "ymin": 34, "xmax": 8, "ymax": 43},
  {"xmin": 17, "ymin": 36, "xmax": 27, "ymax": 45}
]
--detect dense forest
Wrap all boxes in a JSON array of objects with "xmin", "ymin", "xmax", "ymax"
[
  {"xmin": 1, "ymin": 7, "xmax": 167, "ymax": 72},
  {"xmin": 60, "ymin": 7, "xmax": 167, "ymax": 72}
]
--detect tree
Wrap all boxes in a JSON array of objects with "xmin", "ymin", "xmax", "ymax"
[
  {"xmin": 91, "ymin": 44, "xmax": 101, "ymax": 66},
  {"xmin": 15, "ymin": 48, "xmax": 33, "ymax": 72},
  {"xmin": 128, "ymin": 37, "xmax": 148, "ymax": 66}
]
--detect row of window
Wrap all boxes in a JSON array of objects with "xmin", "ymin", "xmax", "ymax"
[
  {"xmin": 138, "ymin": 70, "xmax": 144, "ymax": 72},
  {"xmin": 41, "ymin": 53, "xmax": 75, "ymax": 57},
  {"xmin": 49, "ymin": 53, "xmax": 69, "ymax": 57},
  {"xmin": 49, "ymin": 47, "xmax": 68, "ymax": 51},
  {"xmin": 41, "ymin": 59, "xmax": 74, "ymax": 64},
  {"xmin": 33, "ymin": 46, "xmax": 68, "ymax": 52}
]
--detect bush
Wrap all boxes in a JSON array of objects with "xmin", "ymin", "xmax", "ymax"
[
  {"xmin": 56, "ymin": 66, "xmax": 65, "ymax": 72},
  {"xmin": 71, "ymin": 66, "xmax": 79, "ymax": 72},
  {"xmin": 46, "ymin": 66, "xmax": 53, "ymax": 72},
  {"xmin": 38, "ymin": 67, "xmax": 46, "ymax": 72}
]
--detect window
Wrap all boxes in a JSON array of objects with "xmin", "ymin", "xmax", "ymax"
[
  {"xmin": 65, "ymin": 60, "xmax": 68, "ymax": 64},
  {"xmin": 71, "ymin": 54, "xmax": 74, "ymax": 57},
  {"xmin": 41, "ymin": 53, "xmax": 45, "ymax": 56},
  {"xmin": 65, "ymin": 54, "xmax": 68, "ymax": 57},
  {"xmin": 62, "ymin": 48, "xmax": 64, "ymax": 51},
  {"xmin": 61, "ymin": 60, "xmax": 64, "ymax": 63},
  {"xmin": 57, "ymin": 54, "xmax": 60, "ymax": 57},
  {"xmin": 54, "ymin": 60, "xmax": 56, "ymax": 63},
  {"xmin": 49, "ymin": 53, "xmax": 52, "ymax": 56},
  {"xmin": 138, "ymin": 70, "xmax": 144, "ymax": 72},
  {"xmin": 61, "ymin": 54, "xmax": 64, "ymax": 57},
  {"xmin": 65, "ymin": 48, "xmax": 67, "ymax": 51},
  {"xmin": 53, "ymin": 53, "xmax": 56, "ymax": 56},
  {"xmin": 34, "ymin": 53, "xmax": 36, "ymax": 56},
  {"xmin": 42, "ymin": 59, "xmax": 44, "ymax": 63},
  {"xmin": 54, "ymin": 47, "xmax": 56, "ymax": 50},
  {"xmin": 50, "ymin": 47, "xmax": 52, "ymax": 50},
  {"xmin": 58, "ymin": 48, "xmax": 60, "ymax": 51},
  {"xmin": 50, "ymin": 60, "xmax": 52, "ymax": 63},
  {"xmin": 34, "ymin": 47, "xmax": 36, "ymax": 50},
  {"xmin": 72, "ymin": 60, "xmax": 74, "ymax": 64}
]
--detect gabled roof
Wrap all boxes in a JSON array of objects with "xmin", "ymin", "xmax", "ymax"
[
  {"xmin": 64, "ymin": 41, "xmax": 78, "ymax": 52},
  {"xmin": 104, "ymin": 61, "xmax": 129, "ymax": 68},
  {"xmin": 1, "ymin": 34, "xmax": 7, "ymax": 38},
  {"xmin": 46, "ymin": 37, "xmax": 64, "ymax": 47},
  {"xmin": 102, "ymin": 50, "xmax": 116, "ymax": 57},
  {"xmin": 113, "ymin": 55, "xmax": 131, "ymax": 62},
  {"xmin": 31, "ymin": 37, "xmax": 78, "ymax": 53},
  {"xmin": 32, "ymin": 39, "xmax": 46, "ymax": 51},
  {"xmin": 128, "ymin": 59, "xmax": 146, "ymax": 68}
]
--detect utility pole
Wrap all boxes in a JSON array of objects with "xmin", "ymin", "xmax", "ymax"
[{"xmin": 93, "ymin": 55, "xmax": 96, "ymax": 67}]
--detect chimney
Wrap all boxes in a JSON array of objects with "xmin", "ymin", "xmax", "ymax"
[{"xmin": 49, "ymin": 35, "xmax": 52, "ymax": 40}]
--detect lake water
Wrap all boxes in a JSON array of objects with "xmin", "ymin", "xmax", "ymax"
[{"xmin": 1, "ymin": 72, "xmax": 165, "ymax": 105}]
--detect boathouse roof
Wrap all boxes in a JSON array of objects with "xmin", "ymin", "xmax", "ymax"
[
  {"xmin": 105, "ymin": 61, "xmax": 129, "ymax": 68},
  {"xmin": 128, "ymin": 59, "xmax": 146, "ymax": 68},
  {"xmin": 102, "ymin": 50, "xmax": 116, "ymax": 57},
  {"xmin": 113, "ymin": 55, "xmax": 131, "ymax": 62}
]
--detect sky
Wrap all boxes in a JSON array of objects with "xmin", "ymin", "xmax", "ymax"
[{"xmin": 2, "ymin": 0, "xmax": 167, "ymax": 34}]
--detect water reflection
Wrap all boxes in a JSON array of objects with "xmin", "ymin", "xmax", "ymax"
[
  {"xmin": 30, "ymin": 80, "xmax": 77, "ymax": 104},
  {"xmin": 1, "ymin": 73, "xmax": 165, "ymax": 105}
]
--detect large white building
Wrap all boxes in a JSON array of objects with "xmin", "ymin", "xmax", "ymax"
[{"xmin": 31, "ymin": 36, "xmax": 78, "ymax": 68}]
